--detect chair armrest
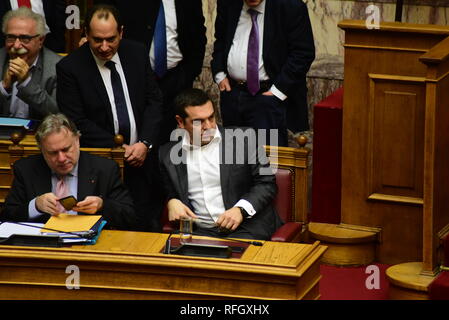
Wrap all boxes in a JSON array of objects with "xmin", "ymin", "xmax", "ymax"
[{"xmin": 270, "ymin": 222, "xmax": 302, "ymax": 242}]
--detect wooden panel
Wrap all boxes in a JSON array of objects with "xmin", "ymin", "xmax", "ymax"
[
  {"xmin": 367, "ymin": 76, "xmax": 425, "ymax": 203},
  {"xmin": 338, "ymin": 20, "xmax": 446, "ymax": 264}
]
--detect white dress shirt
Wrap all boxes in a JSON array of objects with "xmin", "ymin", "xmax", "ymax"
[
  {"xmin": 214, "ymin": 0, "xmax": 287, "ymax": 101},
  {"xmin": 9, "ymin": 0, "xmax": 50, "ymax": 35},
  {"xmin": 91, "ymin": 51, "xmax": 138, "ymax": 145},
  {"xmin": 182, "ymin": 128, "xmax": 256, "ymax": 228},
  {"xmin": 149, "ymin": 0, "xmax": 183, "ymax": 72}
]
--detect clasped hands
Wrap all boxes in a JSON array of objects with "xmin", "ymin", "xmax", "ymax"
[
  {"xmin": 36, "ymin": 193, "xmax": 103, "ymax": 216},
  {"xmin": 123, "ymin": 142, "xmax": 148, "ymax": 167},
  {"xmin": 2, "ymin": 57, "xmax": 30, "ymax": 91},
  {"xmin": 167, "ymin": 198, "xmax": 244, "ymax": 232}
]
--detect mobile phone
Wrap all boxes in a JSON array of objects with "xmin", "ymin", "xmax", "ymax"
[{"xmin": 58, "ymin": 195, "xmax": 78, "ymax": 211}]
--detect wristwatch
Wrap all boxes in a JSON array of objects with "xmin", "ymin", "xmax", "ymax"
[
  {"xmin": 139, "ymin": 140, "xmax": 153, "ymax": 152},
  {"xmin": 237, "ymin": 206, "xmax": 249, "ymax": 219}
]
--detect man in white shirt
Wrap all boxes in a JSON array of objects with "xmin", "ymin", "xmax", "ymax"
[
  {"xmin": 93, "ymin": 0, "xmax": 207, "ymax": 144},
  {"xmin": 0, "ymin": 7, "xmax": 61, "ymax": 119},
  {"xmin": 56, "ymin": 4, "xmax": 164, "ymax": 232},
  {"xmin": 159, "ymin": 88, "xmax": 283, "ymax": 240},
  {"xmin": 211, "ymin": 0, "xmax": 315, "ymax": 147}
]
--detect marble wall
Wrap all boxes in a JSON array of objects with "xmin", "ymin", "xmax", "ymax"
[{"xmin": 195, "ymin": 0, "xmax": 449, "ymax": 142}]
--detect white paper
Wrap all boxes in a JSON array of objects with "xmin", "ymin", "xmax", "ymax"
[{"xmin": 0, "ymin": 222, "xmax": 43, "ymax": 238}]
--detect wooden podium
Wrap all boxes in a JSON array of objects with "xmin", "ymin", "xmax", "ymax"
[
  {"xmin": 0, "ymin": 231, "xmax": 326, "ymax": 300},
  {"xmin": 338, "ymin": 20, "xmax": 449, "ymax": 280}
]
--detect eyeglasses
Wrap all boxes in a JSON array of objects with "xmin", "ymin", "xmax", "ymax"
[{"xmin": 5, "ymin": 34, "xmax": 40, "ymax": 44}]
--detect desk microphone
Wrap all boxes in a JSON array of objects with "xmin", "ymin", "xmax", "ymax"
[
  {"xmin": 164, "ymin": 232, "xmax": 173, "ymax": 254},
  {"xmin": 173, "ymin": 230, "xmax": 264, "ymax": 246}
]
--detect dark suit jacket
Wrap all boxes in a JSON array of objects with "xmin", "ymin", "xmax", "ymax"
[
  {"xmin": 0, "ymin": 0, "xmax": 67, "ymax": 53},
  {"xmin": 56, "ymin": 39, "xmax": 163, "ymax": 149},
  {"xmin": 159, "ymin": 126, "xmax": 283, "ymax": 240},
  {"xmin": 1, "ymin": 152, "xmax": 137, "ymax": 230},
  {"xmin": 211, "ymin": 0, "xmax": 315, "ymax": 132},
  {"xmin": 95, "ymin": 0, "xmax": 207, "ymax": 85}
]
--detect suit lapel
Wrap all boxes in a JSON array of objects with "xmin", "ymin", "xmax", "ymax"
[
  {"xmin": 262, "ymin": 0, "xmax": 274, "ymax": 61},
  {"xmin": 219, "ymin": 127, "xmax": 232, "ymax": 208},
  {"xmin": 76, "ymin": 153, "xmax": 97, "ymax": 201},
  {"xmin": 83, "ymin": 45, "xmax": 114, "ymax": 125},
  {"xmin": 117, "ymin": 42, "xmax": 139, "ymax": 118},
  {"xmin": 34, "ymin": 159, "xmax": 52, "ymax": 195},
  {"xmin": 227, "ymin": 1, "xmax": 244, "ymax": 53},
  {"xmin": 174, "ymin": 162, "xmax": 188, "ymax": 202}
]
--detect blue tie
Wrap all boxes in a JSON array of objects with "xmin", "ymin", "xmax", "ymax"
[
  {"xmin": 104, "ymin": 60, "xmax": 131, "ymax": 144},
  {"xmin": 154, "ymin": 3, "xmax": 167, "ymax": 78}
]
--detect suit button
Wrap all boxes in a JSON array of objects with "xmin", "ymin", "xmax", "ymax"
[{"xmin": 147, "ymin": 25, "xmax": 152, "ymax": 30}]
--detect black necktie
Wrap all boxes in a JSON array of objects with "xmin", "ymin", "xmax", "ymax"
[{"xmin": 104, "ymin": 60, "xmax": 131, "ymax": 144}]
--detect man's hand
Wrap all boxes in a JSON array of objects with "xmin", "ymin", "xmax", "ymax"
[
  {"xmin": 167, "ymin": 198, "xmax": 198, "ymax": 221},
  {"xmin": 123, "ymin": 142, "xmax": 148, "ymax": 167},
  {"xmin": 216, "ymin": 207, "xmax": 243, "ymax": 231},
  {"xmin": 72, "ymin": 196, "xmax": 103, "ymax": 214},
  {"xmin": 8, "ymin": 57, "xmax": 30, "ymax": 83},
  {"xmin": 36, "ymin": 192, "xmax": 60, "ymax": 216},
  {"xmin": 262, "ymin": 90, "xmax": 274, "ymax": 96},
  {"xmin": 218, "ymin": 77, "xmax": 231, "ymax": 92}
]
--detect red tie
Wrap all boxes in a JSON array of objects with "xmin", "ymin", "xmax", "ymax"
[{"xmin": 17, "ymin": 0, "xmax": 32, "ymax": 8}]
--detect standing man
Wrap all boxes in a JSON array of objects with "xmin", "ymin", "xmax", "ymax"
[
  {"xmin": 211, "ymin": 0, "xmax": 315, "ymax": 147},
  {"xmin": 159, "ymin": 88, "xmax": 283, "ymax": 240},
  {"xmin": 0, "ymin": 0, "xmax": 67, "ymax": 53},
  {"xmin": 1, "ymin": 113, "xmax": 137, "ymax": 231},
  {"xmin": 56, "ymin": 5, "xmax": 164, "ymax": 232},
  {"xmin": 94, "ymin": 0, "xmax": 207, "ymax": 144},
  {"xmin": 0, "ymin": 7, "xmax": 61, "ymax": 119}
]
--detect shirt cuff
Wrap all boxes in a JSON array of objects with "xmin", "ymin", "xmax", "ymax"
[
  {"xmin": 0, "ymin": 82, "xmax": 11, "ymax": 97},
  {"xmin": 270, "ymin": 84, "xmax": 287, "ymax": 101},
  {"xmin": 234, "ymin": 199, "xmax": 256, "ymax": 218},
  {"xmin": 28, "ymin": 198, "xmax": 44, "ymax": 220},
  {"xmin": 214, "ymin": 72, "xmax": 227, "ymax": 85}
]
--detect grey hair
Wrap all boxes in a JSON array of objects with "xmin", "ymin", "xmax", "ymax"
[
  {"xmin": 2, "ymin": 7, "xmax": 46, "ymax": 36},
  {"xmin": 35, "ymin": 114, "xmax": 81, "ymax": 148}
]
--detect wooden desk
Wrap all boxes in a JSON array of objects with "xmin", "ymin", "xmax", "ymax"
[{"xmin": 0, "ymin": 231, "xmax": 326, "ymax": 300}]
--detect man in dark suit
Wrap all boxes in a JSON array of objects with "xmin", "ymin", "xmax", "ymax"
[
  {"xmin": 94, "ymin": 0, "xmax": 207, "ymax": 144},
  {"xmin": 56, "ymin": 5, "xmax": 164, "ymax": 232},
  {"xmin": 159, "ymin": 88, "xmax": 283, "ymax": 240},
  {"xmin": 0, "ymin": 0, "xmax": 67, "ymax": 53},
  {"xmin": 1, "ymin": 113, "xmax": 137, "ymax": 230},
  {"xmin": 0, "ymin": 7, "xmax": 61, "ymax": 119},
  {"xmin": 211, "ymin": 0, "xmax": 315, "ymax": 147}
]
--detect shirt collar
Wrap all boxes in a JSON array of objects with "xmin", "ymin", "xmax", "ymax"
[
  {"xmin": 90, "ymin": 49, "xmax": 120, "ymax": 68},
  {"xmin": 52, "ymin": 161, "xmax": 79, "ymax": 179},
  {"xmin": 243, "ymin": 0, "xmax": 265, "ymax": 15}
]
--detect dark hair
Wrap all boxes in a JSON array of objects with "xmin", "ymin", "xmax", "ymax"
[
  {"xmin": 174, "ymin": 88, "xmax": 215, "ymax": 120},
  {"xmin": 84, "ymin": 4, "xmax": 122, "ymax": 34}
]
